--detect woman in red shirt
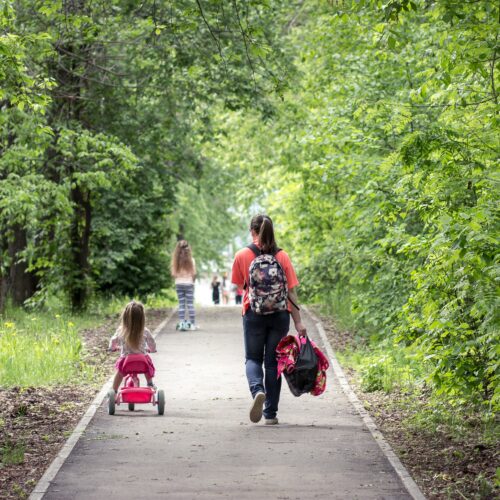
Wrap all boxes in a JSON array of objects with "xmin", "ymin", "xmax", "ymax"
[{"xmin": 231, "ymin": 214, "xmax": 306, "ymax": 425}]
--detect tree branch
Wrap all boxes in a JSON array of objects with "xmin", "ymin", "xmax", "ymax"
[{"xmin": 195, "ymin": 0, "xmax": 227, "ymax": 69}]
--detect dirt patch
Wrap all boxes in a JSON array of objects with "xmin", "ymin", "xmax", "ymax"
[
  {"xmin": 0, "ymin": 385, "xmax": 96, "ymax": 499},
  {"xmin": 310, "ymin": 306, "xmax": 499, "ymax": 500},
  {"xmin": 359, "ymin": 390, "xmax": 498, "ymax": 499},
  {"xmin": 0, "ymin": 308, "xmax": 171, "ymax": 499}
]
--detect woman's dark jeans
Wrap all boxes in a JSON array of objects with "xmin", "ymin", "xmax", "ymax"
[{"xmin": 243, "ymin": 310, "xmax": 290, "ymax": 419}]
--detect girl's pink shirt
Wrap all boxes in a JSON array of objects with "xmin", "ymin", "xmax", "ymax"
[{"xmin": 231, "ymin": 237, "xmax": 299, "ymax": 315}]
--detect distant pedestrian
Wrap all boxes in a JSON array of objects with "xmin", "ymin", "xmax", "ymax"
[
  {"xmin": 235, "ymin": 286, "xmax": 243, "ymax": 305},
  {"xmin": 211, "ymin": 275, "xmax": 221, "ymax": 305},
  {"xmin": 222, "ymin": 271, "xmax": 230, "ymax": 305},
  {"xmin": 171, "ymin": 240, "xmax": 198, "ymax": 330},
  {"xmin": 231, "ymin": 214, "xmax": 306, "ymax": 425}
]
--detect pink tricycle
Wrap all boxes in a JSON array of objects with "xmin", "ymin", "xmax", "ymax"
[{"xmin": 107, "ymin": 353, "xmax": 165, "ymax": 416}]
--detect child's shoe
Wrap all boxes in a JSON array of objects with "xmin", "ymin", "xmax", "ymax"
[
  {"xmin": 189, "ymin": 323, "xmax": 199, "ymax": 331},
  {"xmin": 177, "ymin": 321, "xmax": 190, "ymax": 331}
]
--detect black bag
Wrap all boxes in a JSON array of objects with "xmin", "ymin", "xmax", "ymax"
[{"xmin": 284, "ymin": 336, "xmax": 318, "ymax": 397}]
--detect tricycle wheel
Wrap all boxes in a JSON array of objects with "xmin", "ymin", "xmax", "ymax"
[
  {"xmin": 128, "ymin": 403, "xmax": 135, "ymax": 411},
  {"xmin": 157, "ymin": 390, "xmax": 165, "ymax": 415},
  {"xmin": 107, "ymin": 390, "xmax": 116, "ymax": 415}
]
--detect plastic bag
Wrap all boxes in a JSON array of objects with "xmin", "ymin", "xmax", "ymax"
[{"xmin": 284, "ymin": 336, "xmax": 318, "ymax": 397}]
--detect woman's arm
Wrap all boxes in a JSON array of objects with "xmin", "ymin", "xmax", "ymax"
[{"xmin": 288, "ymin": 287, "xmax": 307, "ymax": 336}]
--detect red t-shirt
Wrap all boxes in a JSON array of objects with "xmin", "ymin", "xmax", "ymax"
[{"xmin": 231, "ymin": 241, "xmax": 299, "ymax": 315}]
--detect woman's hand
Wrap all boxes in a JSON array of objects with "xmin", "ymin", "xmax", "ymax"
[{"xmin": 295, "ymin": 321, "xmax": 307, "ymax": 336}]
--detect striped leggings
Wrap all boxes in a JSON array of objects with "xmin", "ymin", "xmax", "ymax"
[{"xmin": 176, "ymin": 284, "xmax": 195, "ymax": 323}]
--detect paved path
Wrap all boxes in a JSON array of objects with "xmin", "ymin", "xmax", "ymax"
[{"xmin": 43, "ymin": 307, "xmax": 412, "ymax": 499}]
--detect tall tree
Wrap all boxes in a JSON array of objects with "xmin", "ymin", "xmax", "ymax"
[{"xmin": 1, "ymin": 0, "xmax": 290, "ymax": 309}]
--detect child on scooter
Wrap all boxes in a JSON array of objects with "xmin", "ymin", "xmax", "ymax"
[{"xmin": 109, "ymin": 300, "xmax": 156, "ymax": 391}]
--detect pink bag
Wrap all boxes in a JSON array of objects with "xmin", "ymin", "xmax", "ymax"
[{"xmin": 276, "ymin": 335, "xmax": 329, "ymax": 396}]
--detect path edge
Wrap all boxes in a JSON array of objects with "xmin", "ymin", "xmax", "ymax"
[
  {"xmin": 29, "ymin": 308, "xmax": 177, "ymax": 500},
  {"xmin": 303, "ymin": 305, "xmax": 426, "ymax": 500}
]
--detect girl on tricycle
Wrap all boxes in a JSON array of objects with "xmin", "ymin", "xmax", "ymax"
[{"xmin": 108, "ymin": 300, "xmax": 164, "ymax": 415}]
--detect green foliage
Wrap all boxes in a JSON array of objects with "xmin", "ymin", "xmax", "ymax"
[
  {"xmin": 206, "ymin": 0, "xmax": 499, "ymax": 409},
  {"xmin": 1, "ymin": 0, "xmax": 287, "ymax": 309},
  {"xmin": 0, "ymin": 1, "xmax": 54, "ymax": 110}
]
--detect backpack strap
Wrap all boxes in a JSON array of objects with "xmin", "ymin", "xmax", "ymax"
[
  {"xmin": 247, "ymin": 243, "xmax": 260, "ymax": 256},
  {"xmin": 244, "ymin": 244, "xmax": 258, "ymax": 289},
  {"xmin": 247, "ymin": 244, "xmax": 282, "ymax": 256}
]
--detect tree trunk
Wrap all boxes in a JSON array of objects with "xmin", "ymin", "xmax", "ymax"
[
  {"xmin": 0, "ymin": 227, "xmax": 7, "ymax": 313},
  {"xmin": 69, "ymin": 185, "xmax": 91, "ymax": 310},
  {"xmin": 7, "ymin": 224, "xmax": 38, "ymax": 306},
  {"xmin": 177, "ymin": 223, "xmax": 186, "ymax": 241},
  {"xmin": 0, "ymin": 274, "xmax": 8, "ymax": 313},
  {"xmin": 50, "ymin": 0, "xmax": 91, "ymax": 309}
]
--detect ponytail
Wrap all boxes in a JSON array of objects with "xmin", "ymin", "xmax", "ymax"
[{"xmin": 250, "ymin": 214, "xmax": 278, "ymax": 254}]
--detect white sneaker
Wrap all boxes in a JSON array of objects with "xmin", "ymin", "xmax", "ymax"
[
  {"xmin": 189, "ymin": 324, "xmax": 199, "ymax": 331},
  {"xmin": 264, "ymin": 417, "xmax": 279, "ymax": 425},
  {"xmin": 249, "ymin": 392, "xmax": 266, "ymax": 423}
]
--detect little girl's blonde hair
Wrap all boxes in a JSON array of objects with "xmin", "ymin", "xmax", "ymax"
[
  {"xmin": 171, "ymin": 240, "xmax": 194, "ymax": 275},
  {"xmin": 120, "ymin": 300, "xmax": 145, "ymax": 351}
]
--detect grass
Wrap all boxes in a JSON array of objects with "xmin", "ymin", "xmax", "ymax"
[
  {"xmin": 337, "ymin": 342, "xmax": 428, "ymax": 394},
  {"xmin": 405, "ymin": 396, "xmax": 500, "ymax": 446},
  {"xmin": 0, "ymin": 291, "xmax": 176, "ymax": 388},
  {"xmin": 319, "ymin": 287, "xmax": 357, "ymax": 333},
  {"xmin": 0, "ymin": 312, "xmax": 96, "ymax": 387},
  {"xmin": 11, "ymin": 483, "xmax": 28, "ymax": 499},
  {"xmin": 1, "ymin": 440, "xmax": 25, "ymax": 466}
]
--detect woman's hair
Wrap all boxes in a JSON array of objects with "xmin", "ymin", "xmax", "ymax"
[
  {"xmin": 250, "ymin": 214, "xmax": 278, "ymax": 254},
  {"xmin": 171, "ymin": 240, "xmax": 194, "ymax": 275},
  {"xmin": 120, "ymin": 300, "xmax": 145, "ymax": 350}
]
